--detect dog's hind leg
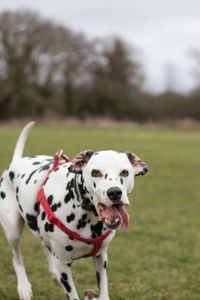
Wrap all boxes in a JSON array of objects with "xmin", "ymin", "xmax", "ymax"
[
  {"xmin": 1, "ymin": 216, "xmax": 32, "ymax": 300},
  {"xmin": 0, "ymin": 186, "xmax": 32, "ymax": 300}
]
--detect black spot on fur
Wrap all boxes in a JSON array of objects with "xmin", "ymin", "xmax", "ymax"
[
  {"xmin": 34, "ymin": 202, "xmax": 39, "ymax": 212},
  {"xmin": 44, "ymin": 222, "xmax": 54, "ymax": 232},
  {"xmin": 82, "ymin": 214, "xmax": 87, "ymax": 220},
  {"xmin": 64, "ymin": 189, "xmax": 74, "ymax": 203},
  {"xmin": 26, "ymin": 170, "xmax": 38, "ymax": 184},
  {"xmin": 91, "ymin": 222, "xmax": 103, "ymax": 238},
  {"xmin": 120, "ymin": 178, "xmax": 124, "ymax": 185},
  {"xmin": 64, "ymin": 193, "xmax": 70, "ymax": 203},
  {"xmin": 60, "ymin": 273, "xmax": 71, "ymax": 293},
  {"xmin": 18, "ymin": 204, "xmax": 23, "ymax": 213},
  {"xmin": 104, "ymin": 261, "xmax": 107, "ymax": 269},
  {"xmin": 52, "ymin": 202, "xmax": 61, "ymax": 212},
  {"xmin": 78, "ymin": 183, "xmax": 86, "ymax": 196},
  {"xmin": 49, "ymin": 224, "xmax": 54, "ymax": 232},
  {"xmin": 47, "ymin": 246, "xmax": 52, "ymax": 252},
  {"xmin": 16, "ymin": 186, "xmax": 19, "ymax": 193},
  {"xmin": 96, "ymin": 271, "xmax": 100, "ymax": 288},
  {"xmin": 77, "ymin": 214, "xmax": 88, "ymax": 229},
  {"xmin": 41, "ymin": 211, "xmax": 46, "ymax": 220},
  {"xmin": 32, "ymin": 162, "xmax": 41, "ymax": 165},
  {"xmin": 65, "ymin": 245, "xmax": 73, "ymax": 251},
  {"xmin": 0, "ymin": 191, "xmax": 6, "ymax": 199},
  {"xmin": 68, "ymin": 165, "xmax": 82, "ymax": 175},
  {"xmin": 93, "ymin": 182, "xmax": 96, "ymax": 188},
  {"xmin": 21, "ymin": 174, "xmax": 25, "ymax": 179},
  {"xmin": 84, "ymin": 186, "xmax": 89, "ymax": 194},
  {"xmin": 9, "ymin": 171, "xmax": 15, "ymax": 182},
  {"xmin": 39, "ymin": 164, "xmax": 51, "ymax": 172},
  {"xmin": 47, "ymin": 195, "xmax": 53, "ymax": 205},
  {"xmin": 26, "ymin": 214, "xmax": 38, "ymax": 231},
  {"xmin": 61, "ymin": 273, "xmax": 68, "ymax": 280},
  {"xmin": 16, "ymin": 194, "xmax": 19, "ymax": 202},
  {"xmin": 105, "ymin": 174, "xmax": 108, "ymax": 179},
  {"xmin": 81, "ymin": 198, "xmax": 98, "ymax": 216},
  {"xmin": 66, "ymin": 213, "xmax": 75, "ymax": 223},
  {"xmin": 66, "ymin": 178, "xmax": 75, "ymax": 190}
]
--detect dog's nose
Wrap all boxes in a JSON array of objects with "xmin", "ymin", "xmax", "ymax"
[{"xmin": 107, "ymin": 187, "xmax": 122, "ymax": 203}]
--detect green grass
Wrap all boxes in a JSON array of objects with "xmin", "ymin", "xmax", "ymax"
[{"xmin": 0, "ymin": 123, "xmax": 200, "ymax": 300}]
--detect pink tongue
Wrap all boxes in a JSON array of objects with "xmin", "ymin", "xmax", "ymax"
[{"xmin": 97, "ymin": 204, "xmax": 129, "ymax": 229}]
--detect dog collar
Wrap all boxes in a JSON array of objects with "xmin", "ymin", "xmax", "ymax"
[{"xmin": 37, "ymin": 150, "xmax": 112, "ymax": 257}]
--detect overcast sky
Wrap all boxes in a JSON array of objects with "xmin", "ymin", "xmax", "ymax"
[{"xmin": 0, "ymin": 0, "xmax": 200, "ymax": 93}]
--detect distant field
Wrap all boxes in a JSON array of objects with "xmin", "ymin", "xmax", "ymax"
[{"xmin": 0, "ymin": 123, "xmax": 200, "ymax": 300}]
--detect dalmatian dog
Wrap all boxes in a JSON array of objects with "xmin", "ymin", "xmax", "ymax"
[{"xmin": 0, "ymin": 122, "xmax": 148, "ymax": 300}]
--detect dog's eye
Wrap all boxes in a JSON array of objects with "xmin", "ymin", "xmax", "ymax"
[
  {"xmin": 120, "ymin": 170, "xmax": 129, "ymax": 177},
  {"xmin": 91, "ymin": 169, "xmax": 102, "ymax": 177}
]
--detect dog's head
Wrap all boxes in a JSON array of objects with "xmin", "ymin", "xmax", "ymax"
[{"xmin": 72, "ymin": 150, "xmax": 148, "ymax": 230}]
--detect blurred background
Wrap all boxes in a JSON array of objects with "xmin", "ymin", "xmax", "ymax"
[{"xmin": 0, "ymin": 0, "xmax": 200, "ymax": 122}]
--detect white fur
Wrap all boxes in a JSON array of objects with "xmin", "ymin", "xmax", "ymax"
[
  {"xmin": 82, "ymin": 151, "xmax": 134, "ymax": 208},
  {"xmin": 12, "ymin": 121, "xmax": 35, "ymax": 162}
]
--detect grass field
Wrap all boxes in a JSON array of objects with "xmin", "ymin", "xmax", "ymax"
[{"xmin": 0, "ymin": 123, "xmax": 200, "ymax": 300}]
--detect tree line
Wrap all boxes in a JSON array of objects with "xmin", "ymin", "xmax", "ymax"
[{"xmin": 0, "ymin": 11, "xmax": 199, "ymax": 121}]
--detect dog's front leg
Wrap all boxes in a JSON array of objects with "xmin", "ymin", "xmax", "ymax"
[
  {"xmin": 93, "ymin": 249, "xmax": 110, "ymax": 300},
  {"xmin": 55, "ymin": 260, "xmax": 79, "ymax": 300}
]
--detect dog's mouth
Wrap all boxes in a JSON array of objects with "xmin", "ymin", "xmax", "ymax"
[{"xmin": 96, "ymin": 203, "xmax": 129, "ymax": 230}]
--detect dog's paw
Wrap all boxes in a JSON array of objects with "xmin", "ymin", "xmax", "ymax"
[{"xmin": 83, "ymin": 290, "xmax": 98, "ymax": 300}]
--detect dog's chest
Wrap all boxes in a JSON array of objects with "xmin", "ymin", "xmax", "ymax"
[
  {"xmin": 23, "ymin": 162, "xmax": 109, "ymax": 259},
  {"xmin": 37, "ymin": 200, "xmax": 109, "ymax": 259},
  {"xmin": 8, "ymin": 156, "xmax": 113, "ymax": 259},
  {"xmin": 39, "ymin": 173, "xmax": 110, "ymax": 258}
]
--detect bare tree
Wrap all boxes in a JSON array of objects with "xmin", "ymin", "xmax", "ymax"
[
  {"xmin": 0, "ymin": 11, "xmax": 94, "ymax": 118},
  {"xmin": 88, "ymin": 37, "xmax": 144, "ymax": 118}
]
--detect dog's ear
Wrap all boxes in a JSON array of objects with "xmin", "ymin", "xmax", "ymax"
[
  {"xmin": 72, "ymin": 150, "xmax": 94, "ymax": 170},
  {"xmin": 126, "ymin": 152, "xmax": 148, "ymax": 176}
]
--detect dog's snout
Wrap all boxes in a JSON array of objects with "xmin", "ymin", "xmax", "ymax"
[{"xmin": 107, "ymin": 187, "xmax": 122, "ymax": 203}]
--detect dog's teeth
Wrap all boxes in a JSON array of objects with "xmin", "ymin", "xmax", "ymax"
[{"xmin": 99, "ymin": 205, "xmax": 104, "ymax": 212}]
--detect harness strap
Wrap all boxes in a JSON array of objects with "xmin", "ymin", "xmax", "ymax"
[{"xmin": 37, "ymin": 150, "xmax": 112, "ymax": 257}]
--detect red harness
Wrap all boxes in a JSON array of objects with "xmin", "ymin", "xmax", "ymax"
[{"xmin": 37, "ymin": 151, "xmax": 112, "ymax": 257}]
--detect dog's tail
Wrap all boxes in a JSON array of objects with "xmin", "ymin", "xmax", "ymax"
[{"xmin": 12, "ymin": 121, "xmax": 35, "ymax": 162}]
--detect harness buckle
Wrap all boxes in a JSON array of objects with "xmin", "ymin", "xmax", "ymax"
[{"xmin": 53, "ymin": 150, "xmax": 71, "ymax": 169}]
